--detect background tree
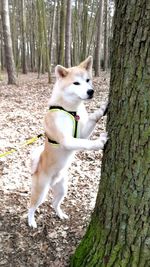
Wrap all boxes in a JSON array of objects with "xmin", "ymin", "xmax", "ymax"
[
  {"xmin": 94, "ymin": 0, "xmax": 103, "ymax": 76},
  {"xmin": 41, "ymin": 0, "xmax": 51, "ymax": 82},
  {"xmin": 49, "ymin": 0, "xmax": 57, "ymax": 72},
  {"xmin": 71, "ymin": 0, "xmax": 150, "ymax": 265},
  {"xmin": 103, "ymin": 0, "xmax": 109, "ymax": 70},
  {"xmin": 1, "ymin": 0, "xmax": 17, "ymax": 84},
  {"xmin": 58, "ymin": 0, "xmax": 66, "ymax": 65},
  {"xmin": 65, "ymin": 0, "xmax": 72, "ymax": 67},
  {"xmin": 21, "ymin": 0, "xmax": 28, "ymax": 74},
  {"xmin": 0, "ymin": 0, "xmax": 114, "ymax": 78},
  {"xmin": 0, "ymin": 16, "xmax": 4, "ymax": 71}
]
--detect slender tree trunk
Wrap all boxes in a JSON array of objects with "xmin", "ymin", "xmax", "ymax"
[
  {"xmin": 36, "ymin": 0, "xmax": 44, "ymax": 78},
  {"xmin": 49, "ymin": 0, "xmax": 57, "ymax": 69},
  {"xmin": 21, "ymin": 0, "xmax": 28, "ymax": 74},
  {"xmin": 41, "ymin": 0, "xmax": 51, "ymax": 83},
  {"xmin": 11, "ymin": 0, "xmax": 17, "ymax": 67},
  {"xmin": 77, "ymin": 0, "xmax": 82, "ymax": 62},
  {"xmin": 103, "ymin": 0, "xmax": 109, "ymax": 70},
  {"xmin": 65, "ymin": 0, "xmax": 72, "ymax": 67},
  {"xmin": 0, "ymin": 23, "xmax": 4, "ymax": 71},
  {"xmin": 71, "ymin": 0, "xmax": 150, "ymax": 265},
  {"xmin": 94, "ymin": 0, "xmax": 103, "ymax": 76},
  {"xmin": 30, "ymin": 0, "xmax": 36, "ymax": 72},
  {"xmin": 81, "ymin": 0, "xmax": 88, "ymax": 61},
  {"xmin": 58, "ymin": 0, "xmax": 66, "ymax": 65},
  {"xmin": 1, "ymin": 0, "xmax": 17, "ymax": 84}
]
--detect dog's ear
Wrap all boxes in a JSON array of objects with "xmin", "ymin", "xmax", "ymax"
[
  {"xmin": 79, "ymin": 56, "xmax": 93, "ymax": 73},
  {"xmin": 55, "ymin": 65, "xmax": 68, "ymax": 78}
]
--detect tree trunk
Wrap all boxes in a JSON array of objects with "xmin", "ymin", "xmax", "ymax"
[
  {"xmin": 72, "ymin": 0, "xmax": 80, "ymax": 65},
  {"xmin": 103, "ymin": 0, "xmax": 109, "ymax": 70},
  {"xmin": 0, "ymin": 23, "xmax": 4, "ymax": 71},
  {"xmin": 71, "ymin": 0, "xmax": 150, "ymax": 265},
  {"xmin": 81, "ymin": 0, "xmax": 88, "ymax": 61},
  {"xmin": 30, "ymin": 0, "xmax": 36, "ymax": 72},
  {"xmin": 1, "ymin": 0, "xmax": 17, "ymax": 84},
  {"xmin": 36, "ymin": 0, "xmax": 45, "ymax": 78},
  {"xmin": 11, "ymin": 0, "xmax": 17, "ymax": 67},
  {"xmin": 65, "ymin": 0, "xmax": 72, "ymax": 67},
  {"xmin": 58, "ymin": 0, "xmax": 66, "ymax": 65},
  {"xmin": 21, "ymin": 0, "xmax": 28, "ymax": 74},
  {"xmin": 41, "ymin": 0, "xmax": 51, "ymax": 83},
  {"xmin": 49, "ymin": 0, "xmax": 57, "ymax": 69},
  {"xmin": 94, "ymin": 0, "xmax": 103, "ymax": 76}
]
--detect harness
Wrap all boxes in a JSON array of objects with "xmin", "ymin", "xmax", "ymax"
[{"xmin": 47, "ymin": 106, "xmax": 80, "ymax": 145}]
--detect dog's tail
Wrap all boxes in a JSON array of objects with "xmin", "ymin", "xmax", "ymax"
[{"xmin": 31, "ymin": 146, "xmax": 44, "ymax": 175}]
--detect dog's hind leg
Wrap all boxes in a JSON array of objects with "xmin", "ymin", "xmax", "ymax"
[
  {"xmin": 28, "ymin": 174, "xmax": 49, "ymax": 228},
  {"xmin": 52, "ymin": 177, "xmax": 68, "ymax": 219}
]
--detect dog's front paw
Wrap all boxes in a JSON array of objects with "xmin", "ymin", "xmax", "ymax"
[
  {"xmin": 97, "ymin": 132, "xmax": 108, "ymax": 149},
  {"xmin": 100, "ymin": 102, "xmax": 108, "ymax": 116},
  {"xmin": 100, "ymin": 132, "xmax": 108, "ymax": 144},
  {"xmin": 93, "ymin": 132, "xmax": 108, "ymax": 150},
  {"xmin": 93, "ymin": 102, "xmax": 108, "ymax": 122}
]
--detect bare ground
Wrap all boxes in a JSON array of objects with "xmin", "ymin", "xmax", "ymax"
[{"xmin": 0, "ymin": 72, "xmax": 109, "ymax": 267}]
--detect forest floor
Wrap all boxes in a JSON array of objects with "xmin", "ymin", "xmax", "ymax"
[{"xmin": 0, "ymin": 72, "xmax": 109, "ymax": 267}]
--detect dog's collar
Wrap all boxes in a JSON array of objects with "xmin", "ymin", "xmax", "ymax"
[{"xmin": 47, "ymin": 106, "xmax": 80, "ymax": 145}]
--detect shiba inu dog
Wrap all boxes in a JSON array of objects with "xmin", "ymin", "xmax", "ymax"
[{"xmin": 28, "ymin": 56, "xmax": 108, "ymax": 228}]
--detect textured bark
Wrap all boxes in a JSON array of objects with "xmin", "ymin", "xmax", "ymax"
[
  {"xmin": 36, "ymin": 0, "xmax": 46, "ymax": 77},
  {"xmin": 81, "ymin": 0, "xmax": 88, "ymax": 61},
  {"xmin": 0, "ymin": 24, "xmax": 4, "ymax": 71},
  {"xmin": 41, "ymin": 0, "xmax": 51, "ymax": 83},
  {"xmin": 21, "ymin": 0, "xmax": 28, "ymax": 74},
  {"xmin": 31, "ymin": 0, "xmax": 36, "ymax": 72},
  {"xmin": 65, "ymin": 0, "xmax": 72, "ymax": 67},
  {"xmin": 72, "ymin": 0, "xmax": 81, "ymax": 65},
  {"xmin": 71, "ymin": 0, "xmax": 150, "ymax": 266},
  {"xmin": 58, "ymin": 0, "xmax": 66, "ymax": 65},
  {"xmin": 49, "ymin": 0, "xmax": 57, "ymax": 68},
  {"xmin": 11, "ymin": 0, "xmax": 17, "ymax": 66},
  {"xmin": 1, "ymin": 0, "xmax": 17, "ymax": 84},
  {"xmin": 95, "ymin": 0, "xmax": 103, "ymax": 76},
  {"xmin": 103, "ymin": 0, "xmax": 109, "ymax": 70}
]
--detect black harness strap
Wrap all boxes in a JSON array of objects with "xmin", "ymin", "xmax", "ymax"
[{"xmin": 47, "ymin": 106, "xmax": 79, "ymax": 145}]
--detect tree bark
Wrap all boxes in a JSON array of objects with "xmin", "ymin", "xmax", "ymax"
[
  {"xmin": 49, "ymin": 0, "xmax": 57, "ymax": 68},
  {"xmin": 103, "ymin": 0, "xmax": 109, "ymax": 70},
  {"xmin": 81, "ymin": 0, "xmax": 88, "ymax": 61},
  {"xmin": 94, "ymin": 0, "xmax": 103, "ymax": 76},
  {"xmin": 58, "ymin": 0, "xmax": 66, "ymax": 65},
  {"xmin": 0, "ymin": 21, "xmax": 4, "ymax": 71},
  {"xmin": 21, "ymin": 0, "xmax": 28, "ymax": 74},
  {"xmin": 36, "ymin": 0, "xmax": 45, "ymax": 78},
  {"xmin": 65, "ymin": 0, "xmax": 72, "ymax": 67},
  {"xmin": 71, "ymin": 0, "xmax": 150, "ymax": 265},
  {"xmin": 41, "ymin": 0, "xmax": 51, "ymax": 83},
  {"xmin": 1, "ymin": 0, "xmax": 17, "ymax": 84}
]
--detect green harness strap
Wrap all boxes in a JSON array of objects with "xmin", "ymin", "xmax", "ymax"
[{"xmin": 47, "ymin": 106, "xmax": 80, "ymax": 145}]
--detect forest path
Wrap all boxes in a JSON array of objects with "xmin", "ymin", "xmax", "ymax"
[{"xmin": 0, "ymin": 72, "xmax": 109, "ymax": 267}]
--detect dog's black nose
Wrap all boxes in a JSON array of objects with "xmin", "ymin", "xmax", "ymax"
[{"xmin": 87, "ymin": 89, "xmax": 94, "ymax": 98}]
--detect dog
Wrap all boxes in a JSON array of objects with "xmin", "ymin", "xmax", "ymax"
[{"xmin": 28, "ymin": 56, "xmax": 108, "ymax": 228}]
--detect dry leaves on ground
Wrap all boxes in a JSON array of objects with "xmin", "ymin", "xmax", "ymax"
[{"xmin": 0, "ymin": 72, "xmax": 109, "ymax": 267}]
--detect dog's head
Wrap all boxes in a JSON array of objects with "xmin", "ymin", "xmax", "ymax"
[{"xmin": 54, "ymin": 56, "xmax": 94, "ymax": 104}]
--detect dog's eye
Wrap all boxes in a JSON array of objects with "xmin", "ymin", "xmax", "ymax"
[
  {"xmin": 73, "ymin": 82, "xmax": 80, "ymax": 85},
  {"xmin": 86, "ymin": 79, "xmax": 90, "ymax": 82}
]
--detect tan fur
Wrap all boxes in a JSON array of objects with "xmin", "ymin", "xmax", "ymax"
[{"xmin": 28, "ymin": 56, "xmax": 108, "ymax": 228}]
